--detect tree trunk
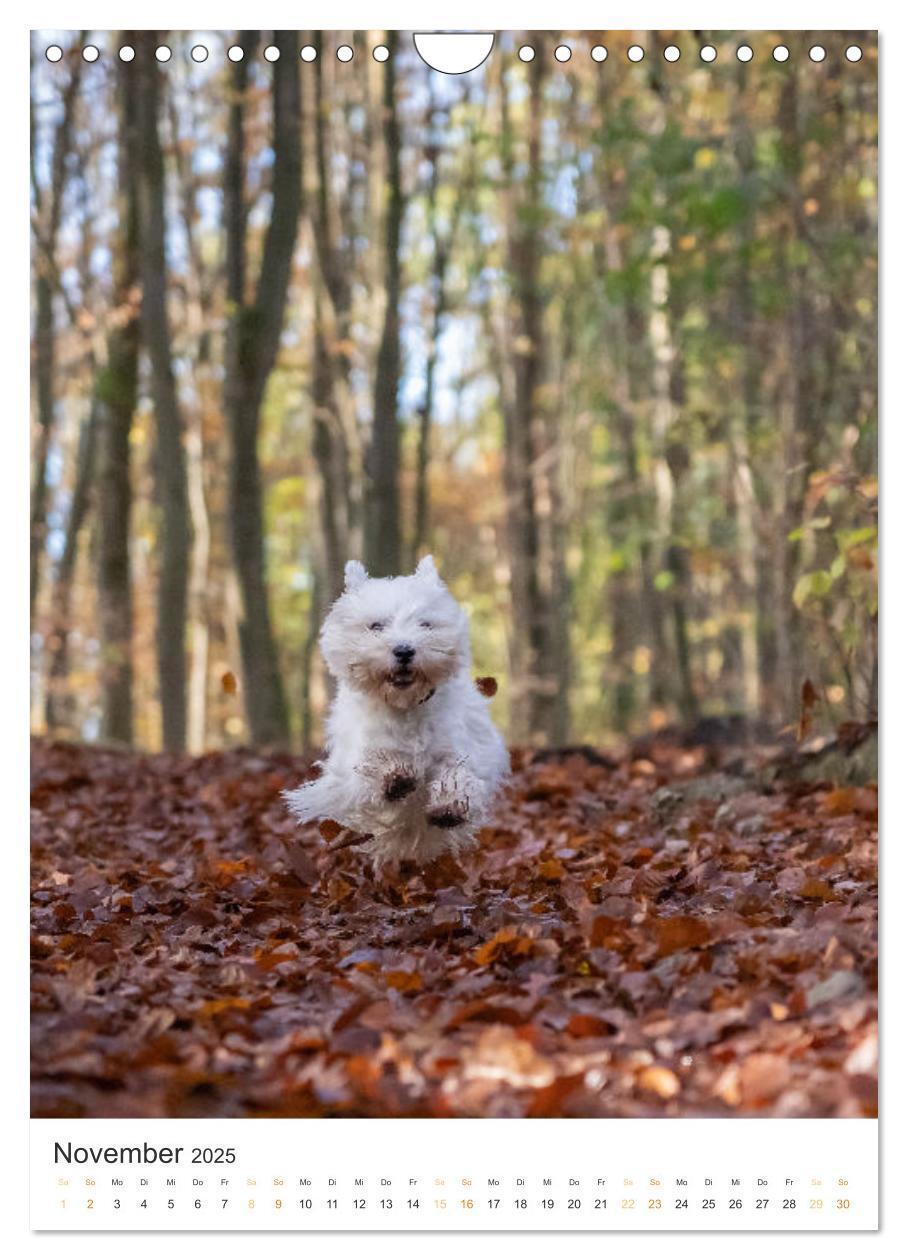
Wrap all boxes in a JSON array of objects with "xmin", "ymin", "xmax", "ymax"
[
  {"xmin": 364, "ymin": 31, "xmax": 403, "ymax": 578},
  {"xmin": 309, "ymin": 34, "xmax": 354, "ymax": 600},
  {"xmin": 45, "ymin": 401, "xmax": 98, "ymax": 734},
  {"xmin": 300, "ymin": 568, "xmax": 322, "ymax": 750},
  {"xmin": 96, "ymin": 37, "xmax": 140, "ymax": 744},
  {"xmin": 648, "ymin": 46, "xmax": 698, "ymax": 725},
  {"xmin": 30, "ymin": 54, "xmax": 83, "ymax": 616},
  {"xmin": 223, "ymin": 30, "xmax": 301, "ymax": 746},
  {"xmin": 134, "ymin": 32, "xmax": 191, "ymax": 752},
  {"xmin": 499, "ymin": 39, "xmax": 566, "ymax": 744},
  {"xmin": 167, "ymin": 84, "xmax": 214, "ymax": 753},
  {"xmin": 31, "ymin": 273, "xmax": 55, "ymax": 617},
  {"xmin": 729, "ymin": 67, "xmax": 769, "ymax": 716},
  {"xmin": 185, "ymin": 415, "xmax": 211, "ymax": 752},
  {"xmin": 312, "ymin": 294, "xmax": 347, "ymax": 591},
  {"xmin": 776, "ymin": 66, "xmax": 814, "ymax": 715},
  {"xmin": 413, "ymin": 116, "xmax": 443, "ymax": 562},
  {"xmin": 591, "ymin": 81, "xmax": 669, "ymax": 720},
  {"xmin": 411, "ymin": 87, "xmax": 474, "ymax": 564}
]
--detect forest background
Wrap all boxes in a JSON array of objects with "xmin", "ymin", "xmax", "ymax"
[{"xmin": 29, "ymin": 30, "xmax": 878, "ymax": 754}]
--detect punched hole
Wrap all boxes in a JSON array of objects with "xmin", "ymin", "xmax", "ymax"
[
  {"xmin": 591, "ymin": 45, "xmax": 608, "ymax": 63},
  {"xmin": 227, "ymin": 45, "xmax": 244, "ymax": 62},
  {"xmin": 414, "ymin": 32, "xmax": 495, "ymax": 73},
  {"xmin": 736, "ymin": 45, "xmax": 754, "ymax": 63},
  {"xmin": 190, "ymin": 45, "xmax": 208, "ymax": 63},
  {"xmin": 82, "ymin": 45, "xmax": 100, "ymax": 63},
  {"xmin": 517, "ymin": 44, "xmax": 535, "ymax": 62},
  {"xmin": 628, "ymin": 45, "xmax": 645, "ymax": 63},
  {"xmin": 554, "ymin": 44, "xmax": 571, "ymax": 63},
  {"xmin": 773, "ymin": 46, "xmax": 790, "ymax": 62},
  {"xmin": 155, "ymin": 46, "xmax": 172, "ymax": 63},
  {"xmin": 45, "ymin": 44, "xmax": 63, "ymax": 63},
  {"xmin": 845, "ymin": 45, "xmax": 863, "ymax": 62},
  {"xmin": 118, "ymin": 45, "xmax": 135, "ymax": 62},
  {"xmin": 300, "ymin": 45, "xmax": 317, "ymax": 62},
  {"xmin": 337, "ymin": 45, "xmax": 354, "ymax": 62},
  {"xmin": 372, "ymin": 45, "xmax": 389, "ymax": 62},
  {"xmin": 264, "ymin": 45, "xmax": 280, "ymax": 62},
  {"xmin": 700, "ymin": 45, "xmax": 717, "ymax": 63},
  {"xmin": 663, "ymin": 45, "xmax": 681, "ymax": 62},
  {"xmin": 809, "ymin": 45, "xmax": 827, "ymax": 62}
]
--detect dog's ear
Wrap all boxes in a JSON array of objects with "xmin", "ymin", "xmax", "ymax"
[
  {"xmin": 415, "ymin": 554, "xmax": 442, "ymax": 584},
  {"xmin": 344, "ymin": 559, "xmax": 369, "ymax": 592}
]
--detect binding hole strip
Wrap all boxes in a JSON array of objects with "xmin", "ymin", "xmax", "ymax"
[{"xmin": 43, "ymin": 35, "xmax": 867, "ymax": 67}]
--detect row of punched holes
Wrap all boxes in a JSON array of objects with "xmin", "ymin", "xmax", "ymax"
[{"xmin": 44, "ymin": 40, "xmax": 866, "ymax": 67}]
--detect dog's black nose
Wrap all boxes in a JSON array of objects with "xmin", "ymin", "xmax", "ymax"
[{"xmin": 393, "ymin": 643, "xmax": 415, "ymax": 664}]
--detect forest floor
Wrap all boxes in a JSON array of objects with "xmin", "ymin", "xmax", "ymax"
[{"xmin": 30, "ymin": 730, "xmax": 877, "ymax": 1119}]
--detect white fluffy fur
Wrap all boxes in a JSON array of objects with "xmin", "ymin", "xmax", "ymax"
[{"xmin": 284, "ymin": 555, "xmax": 509, "ymax": 868}]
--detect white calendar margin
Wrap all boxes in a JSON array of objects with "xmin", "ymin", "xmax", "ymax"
[
  {"xmin": 8, "ymin": 1, "xmax": 898, "ymax": 1255},
  {"xmin": 30, "ymin": 1118, "xmax": 877, "ymax": 1231}
]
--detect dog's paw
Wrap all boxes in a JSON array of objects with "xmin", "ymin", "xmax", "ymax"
[
  {"xmin": 426, "ymin": 802, "xmax": 468, "ymax": 829},
  {"xmin": 383, "ymin": 769, "xmax": 418, "ymax": 802}
]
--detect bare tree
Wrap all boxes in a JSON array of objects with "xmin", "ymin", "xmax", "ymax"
[
  {"xmin": 45, "ymin": 401, "xmax": 98, "ymax": 733},
  {"xmin": 44, "ymin": 110, "xmax": 105, "ymax": 735},
  {"xmin": 167, "ymin": 80, "xmax": 214, "ymax": 754},
  {"xmin": 223, "ymin": 30, "xmax": 302, "ymax": 746},
  {"xmin": 309, "ymin": 33, "xmax": 355, "ymax": 600},
  {"xmin": 499, "ymin": 37, "xmax": 568, "ymax": 743},
  {"xmin": 30, "ymin": 46, "xmax": 83, "ymax": 615},
  {"xmin": 96, "ymin": 35, "xmax": 141, "ymax": 743},
  {"xmin": 364, "ymin": 31, "xmax": 404, "ymax": 577},
  {"xmin": 412, "ymin": 83, "xmax": 472, "ymax": 561},
  {"xmin": 629, "ymin": 41, "xmax": 698, "ymax": 725},
  {"xmin": 728, "ymin": 64, "xmax": 771, "ymax": 715},
  {"xmin": 134, "ymin": 31, "xmax": 192, "ymax": 751}
]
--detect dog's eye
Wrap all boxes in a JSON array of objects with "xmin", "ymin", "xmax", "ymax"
[
  {"xmin": 419, "ymin": 620, "xmax": 434, "ymax": 630},
  {"xmin": 368, "ymin": 621, "xmax": 385, "ymax": 632}
]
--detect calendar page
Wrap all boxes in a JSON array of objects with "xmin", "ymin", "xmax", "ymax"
[{"xmin": 28, "ymin": 24, "xmax": 878, "ymax": 1237}]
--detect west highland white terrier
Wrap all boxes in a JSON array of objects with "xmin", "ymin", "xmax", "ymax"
[{"xmin": 284, "ymin": 555, "xmax": 510, "ymax": 869}]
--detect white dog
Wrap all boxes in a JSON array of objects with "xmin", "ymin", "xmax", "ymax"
[{"xmin": 284, "ymin": 555, "xmax": 509, "ymax": 869}]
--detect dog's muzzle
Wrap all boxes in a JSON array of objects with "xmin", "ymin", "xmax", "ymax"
[{"xmin": 389, "ymin": 644, "xmax": 417, "ymax": 689}]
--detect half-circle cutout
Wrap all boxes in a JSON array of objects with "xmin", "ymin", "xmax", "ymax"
[{"xmin": 413, "ymin": 32, "xmax": 495, "ymax": 75}]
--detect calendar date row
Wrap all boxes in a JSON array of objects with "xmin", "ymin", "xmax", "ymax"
[{"xmin": 57, "ymin": 1194, "xmax": 855, "ymax": 1214}]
